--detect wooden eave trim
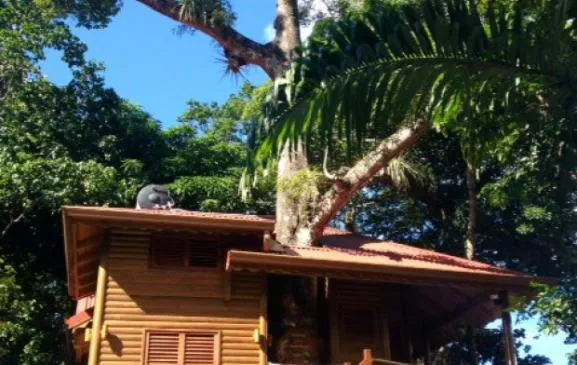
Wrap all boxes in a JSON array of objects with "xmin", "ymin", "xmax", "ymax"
[
  {"xmin": 63, "ymin": 206, "xmax": 273, "ymax": 299},
  {"xmin": 63, "ymin": 206, "xmax": 274, "ymax": 232},
  {"xmin": 225, "ymin": 250, "xmax": 556, "ymax": 289},
  {"xmin": 62, "ymin": 209, "xmax": 77, "ymax": 297}
]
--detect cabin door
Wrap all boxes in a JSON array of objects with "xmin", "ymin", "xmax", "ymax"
[{"xmin": 329, "ymin": 280, "xmax": 390, "ymax": 364}]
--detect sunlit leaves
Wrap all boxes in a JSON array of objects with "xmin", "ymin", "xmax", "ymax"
[
  {"xmin": 257, "ymin": 0, "xmax": 577, "ymax": 168},
  {"xmin": 178, "ymin": 0, "xmax": 235, "ymax": 27}
]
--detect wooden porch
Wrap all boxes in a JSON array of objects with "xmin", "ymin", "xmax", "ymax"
[{"xmin": 227, "ymin": 232, "xmax": 546, "ymax": 365}]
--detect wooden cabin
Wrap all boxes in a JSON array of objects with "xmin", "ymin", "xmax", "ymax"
[{"xmin": 62, "ymin": 206, "xmax": 554, "ymax": 365}]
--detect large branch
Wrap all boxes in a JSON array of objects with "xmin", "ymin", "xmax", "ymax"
[
  {"xmin": 1, "ymin": 213, "xmax": 24, "ymax": 238},
  {"xmin": 306, "ymin": 119, "xmax": 429, "ymax": 245},
  {"xmin": 136, "ymin": 0, "xmax": 284, "ymax": 78}
]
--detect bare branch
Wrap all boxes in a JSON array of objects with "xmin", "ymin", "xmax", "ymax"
[
  {"xmin": 322, "ymin": 147, "xmax": 337, "ymax": 180},
  {"xmin": 136, "ymin": 0, "xmax": 285, "ymax": 77},
  {"xmin": 1, "ymin": 213, "xmax": 25, "ymax": 238}
]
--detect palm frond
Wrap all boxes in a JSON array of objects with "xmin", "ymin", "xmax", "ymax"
[
  {"xmin": 384, "ymin": 156, "xmax": 436, "ymax": 194},
  {"xmin": 256, "ymin": 0, "xmax": 577, "ymax": 165}
]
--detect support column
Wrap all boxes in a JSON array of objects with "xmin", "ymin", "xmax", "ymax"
[
  {"xmin": 423, "ymin": 335, "xmax": 432, "ymax": 365},
  {"xmin": 87, "ymin": 251, "xmax": 108, "ymax": 365},
  {"xmin": 500, "ymin": 291, "xmax": 517, "ymax": 365},
  {"xmin": 259, "ymin": 280, "xmax": 268, "ymax": 365}
]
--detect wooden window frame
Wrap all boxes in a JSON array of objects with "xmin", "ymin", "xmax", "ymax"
[
  {"xmin": 141, "ymin": 329, "xmax": 221, "ymax": 365},
  {"xmin": 149, "ymin": 234, "xmax": 222, "ymax": 272}
]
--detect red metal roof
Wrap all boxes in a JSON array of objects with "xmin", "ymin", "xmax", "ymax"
[
  {"xmin": 63, "ymin": 206, "xmax": 555, "ymax": 299},
  {"xmin": 319, "ymin": 231, "xmax": 518, "ymax": 276},
  {"xmin": 65, "ymin": 206, "xmax": 275, "ymax": 223},
  {"xmin": 66, "ymin": 309, "xmax": 93, "ymax": 329},
  {"xmin": 66, "ymin": 294, "xmax": 95, "ymax": 329},
  {"xmin": 228, "ymin": 230, "xmax": 554, "ymax": 287}
]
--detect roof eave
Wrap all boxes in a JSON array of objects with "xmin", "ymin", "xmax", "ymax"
[
  {"xmin": 62, "ymin": 208, "xmax": 75, "ymax": 297},
  {"xmin": 226, "ymin": 250, "xmax": 557, "ymax": 290},
  {"xmin": 62, "ymin": 206, "xmax": 275, "ymax": 299},
  {"xmin": 63, "ymin": 206, "xmax": 274, "ymax": 232}
]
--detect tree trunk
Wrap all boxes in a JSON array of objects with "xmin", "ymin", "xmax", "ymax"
[
  {"xmin": 465, "ymin": 161, "xmax": 477, "ymax": 260},
  {"xmin": 297, "ymin": 119, "xmax": 429, "ymax": 246},
  {"xmin": 465, "ymin": 159, "xmax": 478, "ymax": 364},
  {"xmin": 272, "ymin": 0, "xmax": 311, "ymax": 245}
]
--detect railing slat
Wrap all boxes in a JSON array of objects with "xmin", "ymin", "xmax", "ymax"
[{"xmin": 356, "ymin": 348, "xmax": 411, "ymax": 365}]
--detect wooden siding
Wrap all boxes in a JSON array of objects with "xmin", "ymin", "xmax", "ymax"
[{"xmin": 99, "ymin": 230, "xmax": 265, "ymax": 365}]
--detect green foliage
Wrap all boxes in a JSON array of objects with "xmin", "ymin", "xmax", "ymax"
[
  {"xmin": 178, "ymin": 0, "xmax": 235, "ymax": 27},
  {"xmin": 569, "ymin": 350, "xmax": 577, "ymax": 364},
  {"xmin": 258, "ymin": 0, "xmax": 577, "ymax": 162},
  {"xmin": 278, "ymin": 169, "xmax": 325, "ymax": 204},
  {"xmin": 522, "ymin": 283, "xmax": 577, "ymax": 340},
  {"xmin": 0, "ymin": 259, "xmax": 69, "ymax": 365},
  {"xmin": 434, "ymin": 327, "xmax": 551, "ymax": 365}
]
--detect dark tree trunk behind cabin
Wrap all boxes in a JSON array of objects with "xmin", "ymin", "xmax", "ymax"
[
  {"xmin": 465, "ymin": 161, "xmax": 477, "ymax": 260},
  {"xmin": 465, "ymin": 159, "xmax": 479, "ymax": 365}
]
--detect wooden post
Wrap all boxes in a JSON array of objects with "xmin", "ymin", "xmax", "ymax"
[
  {"xmin": 400, "ymin": 286, "xmax": 413, "ymax": 362},
  {"xmin": 423, "ymin": 335, "xmax": 432, "ymax": 365},
  {"xmin": 87, "ymin": 251, "xmax": 108, "ymax": 365},
  {"xmin": 259, "ymin": 278, "xmax": 268, "ymax": 365},
  {"xmin": 466, "ymin": 325, "xmax": 478, "ymax": 365},
  {"xmin": 359, "ymin": 349, "xmax": 374, "ymax": 365},
  {"xmin": 501, "ymin": 292, "xmax": 517, "ymax": 365}
]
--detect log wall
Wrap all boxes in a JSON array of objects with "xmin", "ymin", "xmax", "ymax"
[{"xmin": 98, "ymin": 229, "xmax": 265, "ymax": 365}]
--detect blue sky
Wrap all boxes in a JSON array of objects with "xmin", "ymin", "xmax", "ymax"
[
  {"xmin": 40, "ymin": 1, "xmax": 575, "ymax": 363},
  {"xmin": 41, "ymin": 1, "xmax": 274, "ymax": 128}
]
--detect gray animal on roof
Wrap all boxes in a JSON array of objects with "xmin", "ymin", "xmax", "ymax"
[{"xmin": 136, "ymin": 184, "xmax": 174, "ymax": 210}]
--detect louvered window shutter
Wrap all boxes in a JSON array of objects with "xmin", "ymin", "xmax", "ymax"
[
  {"xmin": 144, "ymin": 331, "xmax": 219, "ymax": 365},
  {"xmin": 151, "ymin": 234, "xmax": 219, "ymax": 269},
  {"xmin": 144, "ymin": 332, "xmax": 180, "ymax": 364},
  {"xmin": 151, "ymin": 237, "xmax": 186, "ymax": 267},
  {"xmin": 183, "ymin": 333, "xmax": 217, "ymax": 364},
  {"xmin": 187, "ymin": 242, "xmax": 219, "ymax": 268}
]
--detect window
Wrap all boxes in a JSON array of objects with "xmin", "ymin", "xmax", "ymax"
[
  {"xmin": 143, "ymin": 330, "xmax": 220, "ymax": 365},
  {"xmin": 150, "ymin": 234, "xmax": 220, "ymax": 269}
]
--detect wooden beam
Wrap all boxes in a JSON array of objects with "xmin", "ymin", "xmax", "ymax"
[
  {"xmin": 423, "ymin": 335, "xmax": 432, "ymax": 365},
  {"xmin": 500, "ymin": 291, "xmax": 518, "ymax": 365},
  {"xmin": 72, "ymin": 223, "xmax": 80, "ymax": 298},
  {"xmin": 259, "ymin": 278, "xmax": 268, "ymax": 365},
  {"xmin": 226, "ymin": 250, "xmax": 554, "ymax": 288},
  {"xmin": 359, "ymin": 349, "xmax": 374, "ymax": 365},
  {"xmin": 223, "ymin": 272, "xmax": 232, "ymax": 302},
  {"xmin": 399, "ymin": 286, "xmax": 413, "ymax": 362},
  {"xmin": 427, "ymin": 291, "xmax": 493, "ymax": 335}
]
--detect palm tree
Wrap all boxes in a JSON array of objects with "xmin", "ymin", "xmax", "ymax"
[{"xmin": 255, "ymin": 0, "xmax": 577, "ymax": 246}]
